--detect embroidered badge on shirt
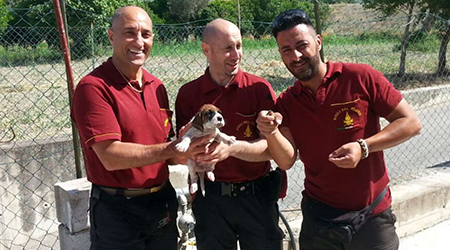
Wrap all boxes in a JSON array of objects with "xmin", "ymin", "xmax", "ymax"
[
  {"xmin": 332, "ymin": 99, "xmax": 362, "ymax": 130},
  {"xmin": 236, "ymin": 121, "xmax": 255, "ymax": 138}
]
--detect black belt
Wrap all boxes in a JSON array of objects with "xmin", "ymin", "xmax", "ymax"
[{"xmin": 205, "ymin": 176, "xmax": 269, "ymax": 197}]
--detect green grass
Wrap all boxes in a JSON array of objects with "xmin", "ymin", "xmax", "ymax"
[{"xmin": 323, "ymin": 32, "xmax": 400, "ymax": 45}]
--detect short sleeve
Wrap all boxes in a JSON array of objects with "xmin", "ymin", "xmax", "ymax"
[
  {"xmin": 71, "ymin": 80, "xmax": 121, "ymax": 148},
  {"xmin": 256, "ymin": 80, "xmax": 277, "ymax": 112},
  {"xmin": 275, "ymin": 91, "xmax": 291, "ymax": 128},
  {"xmin": 365, "ymin": 67, "xmax": 403, "ymax": 118},
  {"xmin": 175, "ymin": 86, "xmax": 195, "ymax": 136}
]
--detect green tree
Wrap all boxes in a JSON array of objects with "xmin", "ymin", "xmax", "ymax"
[
  {"xmin": 363, "ymin": 0, "xmax": 420, "ymax": 77},
  {"xmin": 363, "ymin": 0, "xmax": 450, "ymax": 75},
  {"xmin": 5, "ymin": 0, "xmax": 162, "ymax": 59},
  {"xmin": 199, "ymin": 0, "xmax": 330, "ymax": 38},
  {"xmin": 0, "ymin": 0, "xmax": 9, "ymax": 30},
  {"xmin": 425, "ymin": 0, "xmax": 450, "ymax": 75},
  {"xmin": 314, "ymin": 0, "xmax": 358, "ymax": 4},
  {"xmin": 168, "ymin": 0, "xmax": 210, "ymax": 22}
]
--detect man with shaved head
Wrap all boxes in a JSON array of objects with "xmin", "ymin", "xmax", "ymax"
[
  {"xmin": 175, "ymin": 18, "xmax": 285, "ymax": 250},
  {"xmin": 71, "ymin": 6, "xmax": 207, "ymax": 249}
]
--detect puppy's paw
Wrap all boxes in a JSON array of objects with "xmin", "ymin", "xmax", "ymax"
[
  {"xmin": 224, "ymin": 136, "xmax": 236, "ymax": 145},
  {"xmin": 175, "ymin": 141, "xmax": 189, "ymax": 152},
  {"xmin": 189, "ymin": 183, "xmax": 198, "ymax": 194},
  {"xmin": 206, "ymin": 171, "xmax": 215, "ymax": 182}
]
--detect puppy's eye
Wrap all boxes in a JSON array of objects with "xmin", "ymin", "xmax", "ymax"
[{"xmin": 205, "ymin": 110, "xmax": 215, "ymax": 120}]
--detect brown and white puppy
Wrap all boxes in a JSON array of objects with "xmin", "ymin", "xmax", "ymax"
[{"xmin": 175, "ymin": 104, "xmax": 236, "ymax": 196}]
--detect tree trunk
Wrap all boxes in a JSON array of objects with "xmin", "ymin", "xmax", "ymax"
[
  {"xmin": 398, "ymin": 2, "xmax": 415, "ymax": 77},
  {"xmin": 420, "ymin": 12, "xmax": 434, "ymax": 34},
  {"xmin": 437, "ymin": 21, "xmax": 450, "ymax": 76}
]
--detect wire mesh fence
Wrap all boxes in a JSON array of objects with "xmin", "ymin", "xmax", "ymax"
[{"xmin": 0, "ymin": 1, "xmax": 449, "ymax": 249}]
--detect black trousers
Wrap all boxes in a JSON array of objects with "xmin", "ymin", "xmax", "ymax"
[
  {"xmin": 300, "ymin": 198, "xmax": 399, "ymax": 250},
  {"xmin": 192, "ymin": 178, "xmax": 285, "ymax": 250},
  {"xmin": 89, "ymin": 182, "xmax": 178, "ymax": 250}
]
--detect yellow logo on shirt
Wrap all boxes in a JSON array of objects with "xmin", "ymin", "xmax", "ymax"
[
  {"xmin": 244, "ymin": 125, "xmax": 252, "ymax": 138},
  {"xmin": 343, "ymin": 112, "xmax": 353, "ymax": 126},
  {"xmin": 236, "ymin": 121, "xmax": 255, "ymax": 138},
  {"xmin": 333, "ymin": 107, "xmax": 361, "ymax": 130}
]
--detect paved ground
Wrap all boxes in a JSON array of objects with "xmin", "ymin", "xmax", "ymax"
[{"xmin": 399, "ymin": 219, "xmax": 450, "ymax": 250}]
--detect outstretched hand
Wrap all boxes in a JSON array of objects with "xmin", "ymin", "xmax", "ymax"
[
  {"xmin": 328, "ymin": 141, "xmax": 363, "ymax": 168},
  {"xmin": 256, "ymin": 110, "xmax": 282, "ymax": 138}
]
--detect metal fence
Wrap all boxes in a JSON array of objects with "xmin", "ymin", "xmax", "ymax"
[{"xmin": 0, "ymin": 1, "xmax": 449, "ymax": 249}]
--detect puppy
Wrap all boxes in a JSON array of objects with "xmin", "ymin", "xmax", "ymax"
[{"xmin": 176, "ymin": 104, "xmax": 236, "ymax": 196}]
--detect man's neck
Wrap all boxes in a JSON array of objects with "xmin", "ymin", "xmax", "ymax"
[
  {"xmin": 112, "ymin": 57, "xmax": 142, "ymax": 81},
  {"xmin": 301, "ymin": 62, "xmax": 327, "ymax": 95},
  {"xmin": 209, "ymin": 69, "xmax": 235, "ymax": 87}
]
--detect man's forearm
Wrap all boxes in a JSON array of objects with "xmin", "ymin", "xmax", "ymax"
[
  {"xmin": 93, "ymin": 140, "xmax": 178, "ymax": 171},
  {"xmin": 230, "ymin": 138, "xmax": 272, "ymax": 162},
  {"xmin": 266, "ymin": 128, "xmax": 297, "ymax": 170},
  {"xmin": 366, "ymin": 116, "xmax": 421, "ymax": 153},
  {"xmin": 365, "ymin": 99, "xmax": 422, "ymax": 153}
]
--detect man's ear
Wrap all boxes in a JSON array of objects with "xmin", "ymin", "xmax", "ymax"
[
  {"xmin": 108, "ymin": 28, "xmax": 114, "ymax": 45},
  {"xmin": 202, "ymin": 42, "xmax": 210, "ymax": 58},
  {"xmin": 316, "ymin": 34, "xmax": 322, "ymax": 52},
  {"xmin": 191, "ymin": 112, "xmax": 204, "ymax": 132}
]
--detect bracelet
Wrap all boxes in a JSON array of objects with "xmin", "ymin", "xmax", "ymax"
[{"xmin": 356, "ymin": 139, "xmax": 369, "ymax": 159}]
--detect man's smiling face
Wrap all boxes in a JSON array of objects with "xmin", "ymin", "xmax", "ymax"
[{"xmin": 108, "ymin": 7, "xmax": 154, "ymax": 70}]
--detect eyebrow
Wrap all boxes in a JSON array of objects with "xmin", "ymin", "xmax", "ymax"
[
  {"xmin": 123, "ymin": 26, "xmax": 152, "ymax": 33},
  {"xmin": 282, "ymin": 39, "xmax": 309, "ymax": 49}
]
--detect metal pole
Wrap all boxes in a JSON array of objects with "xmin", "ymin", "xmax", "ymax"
[
  {"xmin": 91, "ymin": 22, "xmax": 95, "ymax": 71},
  {"xmin": 237, "ymin": 0, "xmax": 241, "ymax": 30},
  {"xmin": 313, "ymin": 0, "xmax": 324, "ymax": 62},
  {"xmin": 60, "ymin": 0, "xmax": 69, "ymax": 49},
  {"xmin": 52, "ymin": 0, "xmax": 83, "ymax": 179}
]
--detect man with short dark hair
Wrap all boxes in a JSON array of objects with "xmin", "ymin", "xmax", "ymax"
[
  {"xmin": 71, "ymin": 6, "xmax": 206, "ymax": 250},
  {"xmin": 175, "ymin": 18, "xmax": 285, "ymax": 250},
  {"xmin": 257, "ymin": 9, "xmax": 422, "ymax": 250}
]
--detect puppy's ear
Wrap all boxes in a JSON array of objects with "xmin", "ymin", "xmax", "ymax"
[{"xmin": 191, "ymin": 112, "xmax": 204, "ymax": 132}]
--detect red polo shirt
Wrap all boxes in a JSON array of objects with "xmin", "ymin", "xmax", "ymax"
[
  {"xmin": 175, "ymin": 68, "xmax": 276, "ymax": 182},
  {"xmin": 71, "ymin": 58, "xmax": 174, "ymax": 188},
  {"xmin": 276, "ymin": 61, "xmax": 403, "ymax": 214}
]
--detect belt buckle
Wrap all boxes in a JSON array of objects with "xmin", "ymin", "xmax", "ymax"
[{"xmin": 221, "ymin": 183, "xmax": 233, "ymax": 197}]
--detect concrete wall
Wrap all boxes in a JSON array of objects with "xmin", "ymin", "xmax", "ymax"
[{"xmin": 0, "ymin": 135, "xmax": 76, "ymax": 249}]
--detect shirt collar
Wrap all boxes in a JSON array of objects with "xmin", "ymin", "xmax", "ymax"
[
  {"xmin": 201, "ymin": 67, "xmax": 243, "ymax": 94},
  {"xmin": 324, "ymin": 61, "xmax": 343, "ymax": 80}
]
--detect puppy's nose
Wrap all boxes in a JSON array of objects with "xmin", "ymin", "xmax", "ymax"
[{"xmin": 217, "ymin": 116, "xmax": 223, "ymax": 122}]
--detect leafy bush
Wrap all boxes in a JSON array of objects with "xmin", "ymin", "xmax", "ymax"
[{"xmin": 0, "ymin": 40, "xmax": 61, "ymax": 66}]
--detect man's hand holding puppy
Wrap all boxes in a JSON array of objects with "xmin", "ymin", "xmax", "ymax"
[{"xmin": 169, "ymin": 123, "xmax": 215, "ymax": 165}]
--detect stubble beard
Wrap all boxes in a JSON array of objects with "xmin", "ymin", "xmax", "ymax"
[{"xmin": 289, "ymin": 52, "xmax": 320, "ymax": 82}]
